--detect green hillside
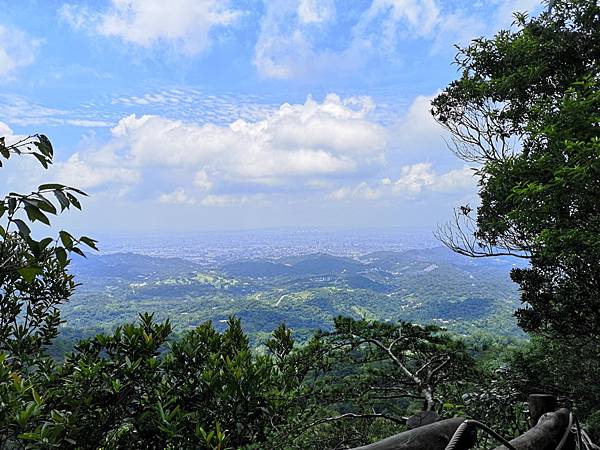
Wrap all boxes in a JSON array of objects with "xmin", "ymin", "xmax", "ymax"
[{"xmin": 64, "ymin": 247, "xmax": 525, "ymax": 342}]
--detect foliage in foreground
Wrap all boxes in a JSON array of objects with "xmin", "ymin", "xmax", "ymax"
[{"xmin": 0, "ymin": 314, "xmax": 480, "ymax": 449}]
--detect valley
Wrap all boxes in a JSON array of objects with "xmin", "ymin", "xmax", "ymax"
[{"xmin": 63, "ymin": 246, "xmax": 527, "ymax": 344}]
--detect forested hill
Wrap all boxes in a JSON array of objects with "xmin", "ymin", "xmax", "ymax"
[{"xmin": 64, "ymin": 247, "xmax": 526, "ymax": 341}]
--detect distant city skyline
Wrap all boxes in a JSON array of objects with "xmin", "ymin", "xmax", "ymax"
[{"xmin": 0, "ymin": 0, "xmax": 542, "ymax": 232}]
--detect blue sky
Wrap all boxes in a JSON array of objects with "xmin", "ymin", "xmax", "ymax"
[{"xmin": 0, "ymin": 0, "xmax": 542, "ymax": 233}]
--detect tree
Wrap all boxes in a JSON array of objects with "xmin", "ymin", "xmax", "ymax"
[
  {"xmin": 327, "ymin": 317, "xmax": 472, "ymax": 413},
  {"xmin": 0, "ymin": 314, "xmax": 306, "ymax": 450},
  {"xmin": 0, "ymin": 132, "xmax": 97, "ymax": 448},
  {"xmin": 429, "ymin": 1, "xmax": 600, "ymax": 442},
  {"xmin": 431, "ymin": 0, "xmax": 600, "ymax": 339},
  {"xmin": 271, "ymin": 317, "xmax": 474, "ymax": 449},
  {"xmin": 0, "ymin": 133, "xmax": 96, "ymax": 366}
]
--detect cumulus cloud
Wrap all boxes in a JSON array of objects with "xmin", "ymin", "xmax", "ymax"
[
  {"xmin": 60, "ymin": 0, "xmax": 240, "ymax": 55},
  {"xmin": 110, "ymin": 93, "xmax": 386, "ymax": 182},
  {"xmin": 28, "ymin": 94, "xmax": 388, "ymax": 203},
  {"xmin": 0, "ymin": 122, "xmax": 140, "ymax": 197},
  {"xmin": 3, "ymin": 88, "xmax": 476, "ymax": 210},
  {"xmin": 0, "ymin": 25, "xmax": 40, "ymax": 77},
  {"xmin": 393, "ymin": 163, "xmax": 476, "ymax": 197},
  {"xmin": 158, "ymin": 188, "xmax": 196, "ymax": 204},
  {"xmin": 391, "ymin": 93, "xmax": 445, "ymax": 156},
  {"xmin": 194, "ymin": 169, "xmax": 213, "ymax": 191},
  {"xmin": 0, "ymin": 121, "xmax": 15, "ymax": 140},
  {"xmin": 54, "ymin": 151, "xmax": 140, "ymax": 190},
  {"xmin": 392, "ymin": 162, "xmax": 436, "ymax": 194},
  {"xmin": 430, "ymin": 166, "xmax": 476, "ymax": 192},
  {"xmin": 328, "ymin": 163, "xmax": 476, "ymax": 202}
]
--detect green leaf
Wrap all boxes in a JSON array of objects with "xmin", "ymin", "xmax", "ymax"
[
  {"xmin": 55, "ymin": 247, "xmax": 68, "ymax": 266},
  {"xmin": 13, "ymin": 219, "xmax": 30, "ymax": 237},
  {"xmin": 34, "ymin": 195, "xmax": 57, "ymax": 215},
  {"xmin": 18, "ymin": 266, "xmax": 42, "ymax": 283},
  {"xmin": 16, "ymin": 433, "xmax": 40, "ymax": 441},
  {"xmin": 38, "ymin": 134, "xmax": 53, "ymax": 158},
  {"xmin": 33, "ymin": 153, "xmax": 49, "ymax": 169},
  {"xmin": 59, "ymin": 230, "xmax": 74, "ymax": 249},
  {"xmin": 67, "ymin": 187, "xmax": 88, "ymax": 196},
  {"xmin": 53, "ymin": 190, "xmax": 70, "ymax": 211},
  {"xmin": 79, "ymin": 236, "xmax": 98, "ymax": 250},
  {"xmin": 66, "ymin": 193, "xmax": 81, "ymax": 210},
  {"xmin": 8, "ymin": 197, "xmax": 16, "ymax": 215},
  {"xmin": 39, "ymin": 237, "xmax": 53, "ymax": 250},
  {"xmin": 25, "ymin": 205, "xmax": 51, "ymax": 226},
  {"xmin": 32, "ymin": 389, "xmax": 42, "ymax": 406},
  {"xmin": 39, "ymin": 183, "xmax": 66, "ymax": 190},
  {"xmin": 70, "ymin": 247, "xmax": 86, "ymax": 257}
]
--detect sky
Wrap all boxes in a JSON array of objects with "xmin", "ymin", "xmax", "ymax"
[{"xmin": 0, "ymin": 0, "xmax": 543, "ymax": 233}]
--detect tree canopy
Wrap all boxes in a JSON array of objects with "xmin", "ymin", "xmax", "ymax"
[{"xmin": 432, "ymin": 0, "xmax": 600, "ymax": 339}]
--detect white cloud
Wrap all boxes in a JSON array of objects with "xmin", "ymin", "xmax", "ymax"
[
  {"xmin": 253, "ymin": 0, "xmax": 544, "ymax": 80},
  {"xmin": 359, "ymin": 0, "xmax": 441, "ymax": 41},
  {"xmin": 392, "ymin": 93, "xmax": 444, "ymax": 154},
  {"xmin": 199, "ymin": 194, "xmax": 266, "ymax": 207},
  {"xmin": 109, "ymin": 89, "xmax": 280, "ymax": 126},
  {"xmin": 0, "ymin": 25, "xmax": 40, "ymax": 77},
  {"xmin": 392, "ymin": 162, "xmax": 436, "ymax": 194},
  {"xmin": 60, "ymin": 0, "xmax": 240, "ymax": 55},
  {"xmin": 392, "ymin": 162, "xmax": 475, "ymax": 197},
  {"xmin": 253, "ymin": 0, "xmax": 442, "ymax": 79},
  {"xmin": 3, "ymin": 87, "xmax": 476, "ymax": 210},
  {"xmin": 328, "ymin": 163, "xmax": 476, "ymax": 202},
  {"xmin": 35, "ymin": 94, "xmax": 386, "ymax": 202},
  {"xmin": 158, "ymin": 188, "xmax": 196, "ymax": 204},
  {"xmin": 254, "ymin": 0, "xmax": 367, "ymax": 79},
  {"xmin": 431, "ymin": 166, "xmax": 476, "ymax": 192},
  {"xmin": 194, "ymin": 169, "xmax": 213, "ymax": 191},
  {"xmin": 298, "ymin": 0, "xmax": 336, "ymax": 24},
  {"xmin": 65, "ymin": 119, "xmax": 114, "ymax": 127},
  {"xmin": 0, "ymin": 121, "xmax": 15, "ymax": 140},
  {"xmin": 55, "ymin": 152, "xmax": 140, "ymax": 190},
  {"xmin": 110, "ymin": 93, "xmax": 386, "ymax": 182},
  {"xmin": 0, "ymin": 95, "xmax": 117, "ymax": 128}
]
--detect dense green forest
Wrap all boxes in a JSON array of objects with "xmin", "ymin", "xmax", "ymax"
[{"xmin": 2, "ymin": 0, "xmax": 600, "ymax": 448}]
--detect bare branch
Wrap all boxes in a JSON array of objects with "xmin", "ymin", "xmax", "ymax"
[{"xmin": 434, "ymin": 208, "xmax": 532, "ymax": 259}]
